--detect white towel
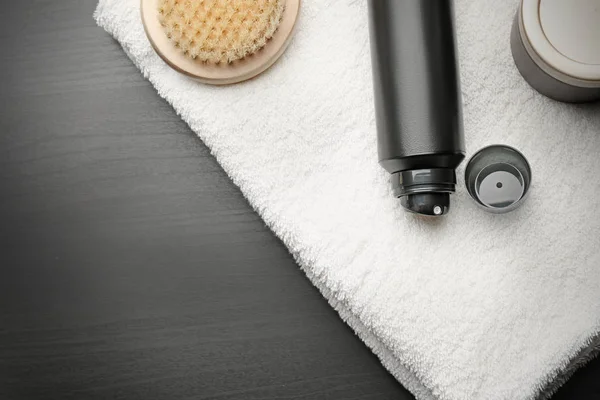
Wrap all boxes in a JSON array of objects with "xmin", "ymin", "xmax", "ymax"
[{"xmin": 94, "ymin": 1, "xmax": 600, "ymax": 399}]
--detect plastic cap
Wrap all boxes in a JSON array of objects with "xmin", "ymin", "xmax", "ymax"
[{"xmin": 465, "ymin": 145, "xmax": 532, "ymax": 213}]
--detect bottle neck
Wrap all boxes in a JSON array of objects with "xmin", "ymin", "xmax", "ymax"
[{"xmin": 392, "ymin": 169, "xmax": 457, "ymax": 216}]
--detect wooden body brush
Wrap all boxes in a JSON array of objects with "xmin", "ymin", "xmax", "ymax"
[{"xmin": 141, "ymin": 0, "xmax": 300, "ymax": 84}]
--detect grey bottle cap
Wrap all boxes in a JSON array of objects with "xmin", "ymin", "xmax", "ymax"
[
  {"xmin": 465, "ymin": 145, "xmax": 532, "ymax": 213},
  {"xmin": 511, "ymin": 0, "xmax": 600, "ymax": 103}
]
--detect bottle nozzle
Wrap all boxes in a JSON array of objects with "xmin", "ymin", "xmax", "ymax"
[
  {"xmin": 392, "ymin": 169, "xmax": 456, "ymax": 217},
  {"xmin": 400, "ymin": 193, "xmax": 451, "ymax": 216}
]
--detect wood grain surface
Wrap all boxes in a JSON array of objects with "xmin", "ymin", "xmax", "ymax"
[{"xmin": 0, "ymin": 1, "xmax": 597, "ymax": 399}]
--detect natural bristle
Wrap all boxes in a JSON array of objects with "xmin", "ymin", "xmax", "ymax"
[{"xmin": 158, "ymin": 0, "xmax": 284, "ymax": 64}]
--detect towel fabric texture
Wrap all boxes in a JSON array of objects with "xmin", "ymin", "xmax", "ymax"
[{"xmin": 94, "ymin": 1, "xmax": 600, "ymax": 399}]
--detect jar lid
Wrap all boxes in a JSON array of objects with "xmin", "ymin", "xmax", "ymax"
[
  {"xmin": 465, "ymin": 145, "xmax": 532, "ymax": 213},
  {"xmin": 521, "ymin": 0, "xmax": 600, "ymax": 82}
]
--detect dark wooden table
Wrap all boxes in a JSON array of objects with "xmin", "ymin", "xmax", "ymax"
[{"xmin": 0, "ymin": 1, "xmax": 597, "ymax": 399}]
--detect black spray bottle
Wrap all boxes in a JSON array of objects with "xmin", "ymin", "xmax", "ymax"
[{"xmin": 368, "ymin": 0, "xmax": 465, "ymax": 216}]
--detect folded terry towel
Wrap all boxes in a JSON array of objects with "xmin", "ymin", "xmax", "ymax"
[{"xmin": 95, "ymin": 0, "xmax": 600, "ymax": 399}]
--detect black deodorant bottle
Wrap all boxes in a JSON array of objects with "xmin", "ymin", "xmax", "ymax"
[{"xmin": 368, "ymin": 0, "xmax": 465, "ymax": 216}]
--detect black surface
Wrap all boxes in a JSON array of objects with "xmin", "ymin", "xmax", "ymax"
[{"xmin": 0, "ymin": 1, "xmax": 598, "ymax": 399}]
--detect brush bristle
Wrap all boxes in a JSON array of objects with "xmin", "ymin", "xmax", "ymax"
[{"xmin": 158, "ymin": 0, "xmax": 284, "ymax": 64}]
